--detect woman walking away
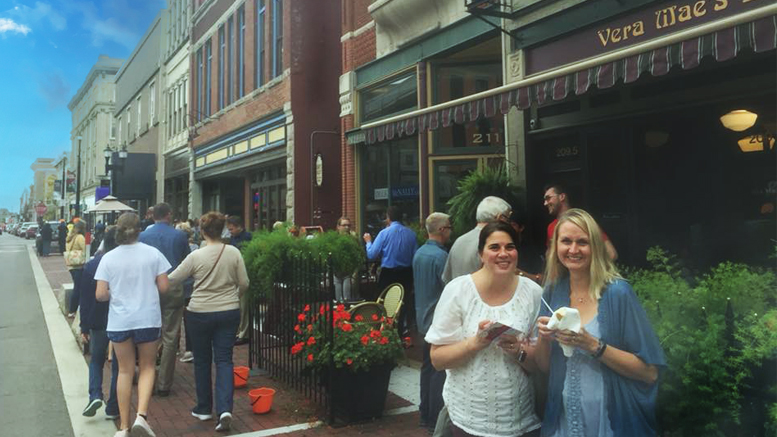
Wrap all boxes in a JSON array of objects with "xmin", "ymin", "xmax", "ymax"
[
  {"xmin": 66, "ymin": 220, "xmax": 88, "ymax": 318},
  {"xmin": 535, "ymin": 209, "xmax": 665, "ymax": 437},
  {"xmin": 95, "ymin": 213, "xmax": 171, "ymax": 437},
  {"xmin": 427, "ymin": 221, "xmax": 543, "ymax": 437},
  {"xmin": 78, "ymin": 226, "xmax": 120, "ymax": 419},
  {"xmin": 169, "ymin": 212, "xmax": 249, "ymax": 432}
]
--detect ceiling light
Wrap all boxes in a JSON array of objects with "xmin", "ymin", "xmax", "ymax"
[{"xmin": 720, "ymin": 110, "xmax": 758, "ymax": 132}]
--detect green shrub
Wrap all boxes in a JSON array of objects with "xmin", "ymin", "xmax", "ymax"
[
  {"xmin": 241, "ymin": 229, "xmax": 365, "ymax": 299},
  {"xmin": 445, "ymin": 164, "xmax": 522, "ymax": 238},
  {"xmin": 627, "ymin": 247, "xmax": 777, "ymax": 436}
]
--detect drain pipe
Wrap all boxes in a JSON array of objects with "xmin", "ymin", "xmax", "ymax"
[{"xmin": 309, "ymin": 130, "xmax": 339, "ymax": 225}]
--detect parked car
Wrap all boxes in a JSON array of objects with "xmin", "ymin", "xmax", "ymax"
[
  {"xmin": 18, "ymin": 222, "xmax": 36, "ymax": 237},
  {"xmin": 26, "ymin": 225, "xmax": 39, "ymax": 239}
]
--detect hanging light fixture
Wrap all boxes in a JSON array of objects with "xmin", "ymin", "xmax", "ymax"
[
  {"xmin": 720, "ymin": 110, "xmax": 758, "ymax": 132},
  {"xmin": 737, "ymin": 134, "xmax": 775, "ymax": 153}
]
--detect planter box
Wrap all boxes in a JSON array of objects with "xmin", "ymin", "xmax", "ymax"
[{"xmin": 330, "ymin": 362, "xmax": 394, "ymax": 423}]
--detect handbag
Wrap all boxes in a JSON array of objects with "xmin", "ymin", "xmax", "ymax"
[{"xmin": 64, "ymin": 236, "xmax": 86, "ymax": 267}]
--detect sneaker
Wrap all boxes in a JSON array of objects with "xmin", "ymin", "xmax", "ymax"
[
  {"xmin": 113, "ymin": 430, "xmax": 129, "ymax": 437},
  {"xmin": 215, "ymin": 412, "xmax": 233, "ymax": 432},
  {"xmin": 179, "ymin": 351, "xmax": 194, "ymax": 363},
  {"xmin": 82, "ymin": 398, "xmax": 103, "ymax": 417},
  {"xmin": 130, "ymin": 415, "xmax": 155, "ymax": 437},
  {"xmin": 105, "ymin": 411, "xmax": 120, "ymax": 420},
  {"xmin": 191, "ymin": 411, "xmax": 213, "ymax": 421}
]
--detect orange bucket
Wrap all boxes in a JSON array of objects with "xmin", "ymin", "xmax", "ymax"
[
  {"xmin": 249, "ymin": 387, "xmax": 276, "ymax": 414},
  {"xmin": 233, "ymin": 366, "xmax": 249, "ymax": 389}
]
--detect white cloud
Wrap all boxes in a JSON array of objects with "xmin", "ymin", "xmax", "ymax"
[
  {"xmin": 5, "ymin": 2, "xmax": 66, "ymax": 32},
  {"xmin": 0, "ymin": 18, "xmax": 31, "ymax": 36}
]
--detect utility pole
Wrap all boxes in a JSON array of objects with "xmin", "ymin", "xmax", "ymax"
[
  {"xmin": 75, "ymin": 136, "xmax": 82, "ymax": 218},
  {"xmin": 61, "ymin": 155, "xmax": 67, "ymax": 220}
]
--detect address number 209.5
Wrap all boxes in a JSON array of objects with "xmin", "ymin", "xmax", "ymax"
[{"xmin": 555, "ymin": 146, "xmax": 579, "ymax": 157}]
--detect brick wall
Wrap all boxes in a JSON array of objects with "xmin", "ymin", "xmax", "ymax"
[{"xmin": 340, "ymin": 0, "xmax": 376, "ymax": 226}]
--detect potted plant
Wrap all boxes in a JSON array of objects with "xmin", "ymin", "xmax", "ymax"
[{"xmin": 290, "ymin": 303, "xmax": 404, "ymax": 423}]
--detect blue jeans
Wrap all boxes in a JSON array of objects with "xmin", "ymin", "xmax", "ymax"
[
  {"xmin": 69, "ymin": 269, "xmax": 83, "ymax": 313},
  {"xmin": 187, "ymin": 309, "xmax": 240, "ymax": 415},
  {"xmin": 88, "ymin": 329, "xmax": 119, "ymax": 414}
]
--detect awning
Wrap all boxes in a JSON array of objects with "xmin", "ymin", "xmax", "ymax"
[{"xmin": 362, "ymin": 7, "xmax": 777, "ymax": 145}]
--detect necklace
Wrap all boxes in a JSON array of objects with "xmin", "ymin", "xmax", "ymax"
[{"xmin": 571, "ymin": 294, "xmax": 588, "ymax": 304}]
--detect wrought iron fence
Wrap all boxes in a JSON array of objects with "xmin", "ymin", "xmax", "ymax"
[{"xmin": 248, "ymin": 252, "xmax": 335, "ymax": 423}]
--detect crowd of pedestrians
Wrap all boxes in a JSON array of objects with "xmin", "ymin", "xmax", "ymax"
[{"xmin": 63, "ymin": 203, "xmax": 252, "ymax": 437}]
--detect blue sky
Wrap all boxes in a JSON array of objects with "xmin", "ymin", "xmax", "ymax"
[{"xmin": 0, "ymin": 0, "xmax": 165, "ymax": 213}]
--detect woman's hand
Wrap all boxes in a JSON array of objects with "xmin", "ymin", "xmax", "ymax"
[
  {"xmin": 555, "ymin": 327, "xmax": 598, "ymax": 354},
  {"xmin": 537, "ymin": 316, "xmax": 555, "ymax": 343},
  {"xmin": 469, "ymin": 320, "xmax": 493, "ymax": 352},
  {"xmin": 496, "ymin": 334, "xmax": 522, "ymax": 357}
]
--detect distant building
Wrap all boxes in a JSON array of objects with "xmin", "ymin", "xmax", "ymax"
[
  {"xmin": 68, "ymin": 54, "xmax": 124, "ymax": 215},
  {"xmin": 30, "ymin": 158, "xmax": 57, "ymax": 220}
]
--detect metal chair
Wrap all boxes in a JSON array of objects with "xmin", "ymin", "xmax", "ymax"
[
  {"xmin": 376, "ymin": 283, "xmax": 404, "ymax": 322},
  {"xmin": 348, "ymin": 302, "xmax": 385, "ymax": 328}
]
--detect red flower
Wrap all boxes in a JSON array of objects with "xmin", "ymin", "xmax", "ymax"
[
  {"xmin": 380, "ymin": 337, "xmax": 389, "ymax": 345},
  {"xmin": 361, "ymin": 335, "xmax": 370, "ymax": 345},
  {"xmin": 307, "ymin": 353, "xmax": 314, "ymax": 362},
  {"xmin": 336, "ymin": 304, "xmax": 345, "ymax": 312},
  {"xmin": 304, "ymin": 304, "xmax": 310, "ymax": 312},
  {"xmin": 290, "ymin": 342, "xmax": 304, "ymax": 355},
  {"xmin": 354, "ymin": 315, "xmax": 364, "ymax": 322},
  {"xmin": 346, "ymin": 358, "xmax": 353, "ymax": 365},
  {"xmin": 342, "ymin": 323, "xmax": 353, "ymax": 332},
  {"xmin": 307, "ymin": 324, "xmax": 313, "ymax": 333},
  {"xmin": 298, "ymin": 313, "xmax": 306, "ymax": 322},
  {"xmin": 307, "ymin": 336, "xmax": 316, "ymax": 346},
  {"xmin": 370, "ymin": 329, "xmax": 381, "ymax": 339},
  {"xmin": 371, "ymin": 314, "xmax": 379, "ymax": 321},
  {"xmin": 294, "ymin": 324, "xmax": 302, "ymax": 333},
  {"xmin": 319, "ymin": 304, "xmax": 325, "ymax": 315}
]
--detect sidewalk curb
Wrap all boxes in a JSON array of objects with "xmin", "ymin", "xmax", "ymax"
[{"xmin": 27, "ymin": 245, "xmax": 117, "ymax": 437}]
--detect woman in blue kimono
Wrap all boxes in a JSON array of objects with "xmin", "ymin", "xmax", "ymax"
[{"xmin": 534, "ymin": 209, "xmax": 665, "ymax": 437}]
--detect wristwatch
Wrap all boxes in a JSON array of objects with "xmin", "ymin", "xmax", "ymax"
[
  {"xmin": 592, "ymin": 338, "xmax": 607, "ymax": 359},
  {"xmin": 517, "ymin": 348, "xmax": 527, "ymax": 363}
]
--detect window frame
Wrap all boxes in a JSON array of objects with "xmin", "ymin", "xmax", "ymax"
[
  {"xmin": 228, "ymin": 16, "xmax": 234, "ymax": 105},
  {"xmin": 218, "ymin": 25, "xmax": 225, "ymax": 110},
  {"xmin": 238, "ymin": 5, "xmax": 245, "ymax": 99},
  {"xmin": 272, "ymin": 0, "xmax": 283, "ymax": 78},
  {"xmin": 205, "ymin": 38, "xmax": 212, "ymax": 116},
  {"xmin": 197, "ymin": 47, "xmax": 203, "ymax": 122},
  {"xmin": 255, "ymin": 0, "xmax": 265, "ymax": 88}
]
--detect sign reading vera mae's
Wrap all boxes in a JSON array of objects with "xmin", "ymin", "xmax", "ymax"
[
  {"xmin": 597, "ymin": 0, "xmax": 764, "ymax": 48},
  {"xmin": 525, "ymin": 0, "xmax": 767, "ymax": 75}
]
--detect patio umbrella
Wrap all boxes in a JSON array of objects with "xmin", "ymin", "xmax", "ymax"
[{"xmin": 87, "ymin": 196, "xmax": 135, "ymax": 213}]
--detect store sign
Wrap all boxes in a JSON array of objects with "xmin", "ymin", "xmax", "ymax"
[
  {"xmin": 526, "ymin": 0, "xmax": 767, "ymax": 74},
  {"xmin": 315, "ymin": 154, "xmax": 324, "ymax": 187},
  {"xmin": 374, "ymin": 188, "xmax": 389, "ymax": 200},
  {"xmin": 391, "ymin": 186, "xmax": 419, "ymax": 199}
]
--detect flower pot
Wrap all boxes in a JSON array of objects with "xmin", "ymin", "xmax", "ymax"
[{"xmin": 329, "ymin": 362, "xmax": 394, "ymax": 423}]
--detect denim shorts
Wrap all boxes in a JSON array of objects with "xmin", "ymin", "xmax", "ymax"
[{"xmin": 107, "ymin": 327, "xmax": 161, "ymax": 344}]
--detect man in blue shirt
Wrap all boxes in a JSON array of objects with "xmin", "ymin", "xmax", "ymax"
[
  {"xmin": 413, "ymin": 212, "xmax": 451, "ymax": 433},
  {"xmin": 363, "ymin": 205, "xmax": 418, "ymax": 335},
  {"xmin": 138, "ymin": 202, "xmax": 190, "ymax": 397}
]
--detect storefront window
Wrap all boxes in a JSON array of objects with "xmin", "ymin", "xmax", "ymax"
[
  {"xmin": 251, "ymin": 162, "xmax": 286, "ymax": 230},
  {"xmin": 433, "ymin": 62, "xmax": 503, "ymax": 153},
  {"xmin": 359, "ymin": 71, "xmax": 417, "ymax": 124},
  {"xmin": 361, "ymin": 138, "xmax": 419, "ymax": 235},
  {"xmin": 433, "ymin": 159, "xmax": 477, "ymax": 212}
]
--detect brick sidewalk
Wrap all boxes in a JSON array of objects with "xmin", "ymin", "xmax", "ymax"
[{"xmin": 37, "ymin": 252, "xmax": 429, "ymax": 437}]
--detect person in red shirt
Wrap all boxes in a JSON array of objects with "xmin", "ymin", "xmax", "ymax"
[{"xmin": 543, "ymin": 184, "xmax": 618, "ymax": 261}]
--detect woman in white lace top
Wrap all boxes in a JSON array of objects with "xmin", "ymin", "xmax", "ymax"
[{"xmin": 426, "ymin": 221, "xmax": 543, "ymax": 437}]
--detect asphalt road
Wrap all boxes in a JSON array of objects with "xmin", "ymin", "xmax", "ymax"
[{"xmin": 0, "ymin": 234, "xmax": 74, "ymax": 437}]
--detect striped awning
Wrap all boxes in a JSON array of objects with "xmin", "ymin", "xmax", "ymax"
[{"xmin": 364, "ymin": 15, "xmax": 776, "ymax": 145}]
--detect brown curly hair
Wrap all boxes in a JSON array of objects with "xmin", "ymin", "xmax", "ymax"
[{"xmin": 199, "ymin": 211, "xmax": 226, "ymax": 240}]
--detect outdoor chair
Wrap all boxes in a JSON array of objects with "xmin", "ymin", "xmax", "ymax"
[
  {"xmin": 376, "ymin": 283, "xmax": 404, "ymax": 324},
  {"xmin": 348, "ymin": 302, "xmax": 385, "ymax": 328}
]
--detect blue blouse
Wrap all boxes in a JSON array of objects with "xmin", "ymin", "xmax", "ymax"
[{"xmin": 540, "ymin": 278, "xmax": 666, "ymax": 437}]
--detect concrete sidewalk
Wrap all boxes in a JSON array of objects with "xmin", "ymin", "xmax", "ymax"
[{"xmin": 36, "ymin": 252, "xmax": 429, "ymax": 437}]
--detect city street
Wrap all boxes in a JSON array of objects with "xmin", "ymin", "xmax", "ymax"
[
  {"xmin": 0, "ymin": 235, "xmax": 73, "ymax": 436},
  {"xmin": 0, "ymin": 234, "xmax": 428, "ymax": 437}
]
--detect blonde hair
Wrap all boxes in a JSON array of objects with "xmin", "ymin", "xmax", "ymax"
[
  {"xmin": 115, "ymin": 212, "xmax": 141, "ymax": 245},
  {"xmin": 543, "ymin": 208, "xmax": 621, "ymax": 300}
]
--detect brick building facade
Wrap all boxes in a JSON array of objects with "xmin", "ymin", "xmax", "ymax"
[{"xmin": 190, "ymin": 0, "xmax": 342, "ymax": 229}]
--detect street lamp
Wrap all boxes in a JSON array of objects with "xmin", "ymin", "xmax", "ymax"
[
  {"xmin": 74, "ymin": 136, "xmax": 82, "ymax": 218},
  {"xmin": 104, "ymin": 144, "xmax": 129, "ymax": 197}
]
